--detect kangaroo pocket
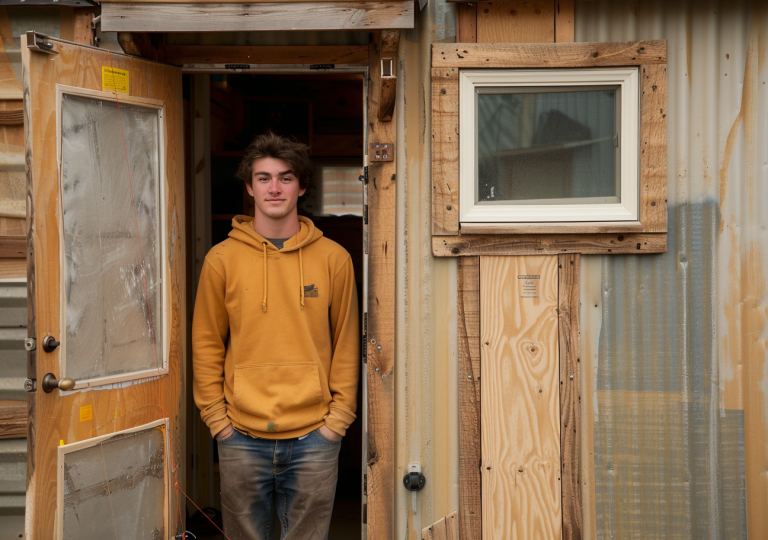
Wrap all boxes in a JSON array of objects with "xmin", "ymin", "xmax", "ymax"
[{"xmin": 233, "ymin": 363, "xmax": 324, "ymax": 430}]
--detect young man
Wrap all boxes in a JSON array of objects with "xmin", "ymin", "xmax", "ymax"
[{"xmin": 192, "ymin": 132, "xmax": 360, "ymax": 540}]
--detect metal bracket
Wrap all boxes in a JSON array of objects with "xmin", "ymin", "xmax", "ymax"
[
  {"xmin": 26, "ymin": 31, "xmax": 58, "ymax": 55},
  {"xmin": 370, "ymin": 143, "xmax": 394, "ymax": 162}
]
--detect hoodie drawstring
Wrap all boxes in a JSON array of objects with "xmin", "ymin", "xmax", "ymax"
[
  {"xmin": 299, "ymin": 247, "xmax": 305, "ymax": 311},
  {"xmin": 262, "ymin": 242, "xmax": 268, "ymax": 312}
]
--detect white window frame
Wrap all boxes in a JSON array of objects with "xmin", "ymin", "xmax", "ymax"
[{"xmin": 459, "ymin": 67, "xmax": 640, "ymax": 224}]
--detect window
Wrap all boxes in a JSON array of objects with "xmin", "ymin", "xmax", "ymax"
[{"xmin": 459, "ymin": 68, "xmax": 639, "ymax": 224}]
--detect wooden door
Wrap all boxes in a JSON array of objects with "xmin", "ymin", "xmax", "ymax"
[{"xmin": 22, "ymin": 33, "xmax": 185, "ymax": 539}]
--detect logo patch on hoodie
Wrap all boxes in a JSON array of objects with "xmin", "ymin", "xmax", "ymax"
[{"xmin": 303, "ymin": 284, "xmax": 319, "ymax": 298}]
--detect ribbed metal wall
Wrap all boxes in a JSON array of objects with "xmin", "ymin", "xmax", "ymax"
[
  {"xmin": 0, "ymin": 280, "xmax": 27, "ymax": 539},
  {"xmin": 577, "ymin": 1, "xmax": 767, "ymax": 538}
]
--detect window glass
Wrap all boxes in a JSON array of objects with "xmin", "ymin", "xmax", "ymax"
[
  {"xmin": 61, "ymin": 94, "xmax": 163, "ymax": 381},
  {"xmin": 476, "ymin": 86, "xmax": 619, "ymax": 205},
  {"xmin": 62, "ymin": 426, "xmax": 166, "ymax": 539}
]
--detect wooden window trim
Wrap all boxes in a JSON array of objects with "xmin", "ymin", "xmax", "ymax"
[{"xmin": 432, "ymin": 40, "xmax": 668, "ymax": 255}]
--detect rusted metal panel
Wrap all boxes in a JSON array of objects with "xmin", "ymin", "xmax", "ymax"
[{"xmin": 576, "ymin": 1, "xmax": 767, "ymax": 538}]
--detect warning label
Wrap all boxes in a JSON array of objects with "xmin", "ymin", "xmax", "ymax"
[
  {"xmin": 79, "ymin": 404, "xmax": 93, "ymax": 422},
  {"xmin": 102, "ymin": 66, "xmax": 129, "ymax": 94},
  {"xmin": 518, "ymin": 274, "xmax": 540, "ymax": 299}
]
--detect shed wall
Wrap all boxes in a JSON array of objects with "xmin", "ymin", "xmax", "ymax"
[{"xmin": 576, "ymin": 1, "xmax": 768, "ymax": 538}]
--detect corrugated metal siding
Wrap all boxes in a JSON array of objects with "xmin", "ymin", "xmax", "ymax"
[
  {"xmin": 0, "ymin": 280, "xmax": 27, "ymax": 539},
  {"xmin": 577, "ymin": 1, "xmax": 768, "ymax": 538}
]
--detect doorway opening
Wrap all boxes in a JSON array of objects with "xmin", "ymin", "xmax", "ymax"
[{"xmin": 184, "ymin": 71, "xmax": 366, "ymax": 540}]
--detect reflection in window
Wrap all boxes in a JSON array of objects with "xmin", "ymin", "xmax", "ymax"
[
  {"xmin": 476, "ymin": 87, "xmax": 619, "ymax": 205},
  {"xmin": 301, "ymin": 166, "xmax": 363, "ymax": 217},
  {"xmin": 60, "ymin": 94, "xmax": 163, "ymax": 381}
]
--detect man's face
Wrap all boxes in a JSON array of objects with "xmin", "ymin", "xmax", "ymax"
[{"xmin": 246, "ymin": 157, "xmax": 306, "ymax": 221}]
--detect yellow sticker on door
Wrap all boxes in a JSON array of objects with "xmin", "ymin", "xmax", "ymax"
[
  {"xmin": 102, "ymin": 66, "xmax": 129, "ymax": 94},
  {"xmin": 79, "ymin": 404, "xmax": 93, "ymax": 422}
]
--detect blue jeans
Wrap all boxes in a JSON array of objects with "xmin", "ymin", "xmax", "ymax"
[{"xmin": 217, "ymin": 428, "xmax": 341, "ymax": 540}]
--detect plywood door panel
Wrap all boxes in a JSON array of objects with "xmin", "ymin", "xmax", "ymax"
[
  {"xmin": 480, "ymin": 255, "xmax": 561, "ymax": 539},
  {"xmin": 22, "ymin": 37, "xmax": 185, "ymax": 538}
]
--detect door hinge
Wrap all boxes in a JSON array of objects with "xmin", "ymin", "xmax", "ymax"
[
  {"xmin": 362, "ymin": 313, "xmax": 368, "ymax": 364},
  {"xmin": 26, "ymin": 31, "xmax": 58, "ymax": 55},
  {"xmin": 362, "ymin": 503, "xmax": 367, "ymax": 524},
  {"xmin": 363, "ymin": 472, "xmax": 367, "ymax": 496},
  {"xmin": 310, "ymin": 64, "xmax": 335, "ymax": 70}
]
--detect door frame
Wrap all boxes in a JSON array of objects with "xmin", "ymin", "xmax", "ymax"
[{"xmin": 179, "ymin": 31, "xmax": 399, "ymax": 539}]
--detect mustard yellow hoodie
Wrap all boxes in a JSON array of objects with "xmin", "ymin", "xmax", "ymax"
[{"xmin": 192, "ymin": 215, "xmax": 359, "ymax": 439}]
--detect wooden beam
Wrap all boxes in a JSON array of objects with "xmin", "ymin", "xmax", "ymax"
[
  {"xmin": 164, "ymin": 45, "xmax": 369, "ymax": 65},
  {"xmin": 72, "ymin": 7, "xmax": 96, "ymax": 46},
  {"xmin": 432, "ymin": 40, "xmax": 667, "ymax": 68},
  {"xmin": 117, "ymin": 32, "xmax": 155, "ymax": 59},
  {"xmin": 0, "ymin": 236, "xmax": 27, "ymax": 258},
  {"xmin": 640, "ymin": 64, "xmax": 668, "ymax": 233},
  {"xmin": 433, "ymin": 233, "xmax": 668, "ymax": 257},
  {"xmin": 558, "ymin": 253, "xmax": 582, "ymax": 540},
  {"xmin": 480, "ymin": 255, "xmax": 561, "ymax": 539},
  {"xmin": 0, "ymin": 108, "xmax": 22, "ymax": 126},
  {"xmin": 0, "ymin": 403, "xmax": 27, "ymax": 439},
  {"xmin": 378, "ymin": 30, "xmax": 400, "ymax": 122},
  {"xmin": 458, "ymin": 257, "xmax": 481, "ymax": 540},
  {"xmin": 477, "ymin": 0, "xmax": 555, "ymax": 44},
  {"xmin": 555, "ymin": 0, "xmax": 575, "ymax": 43},
  {"xmin": 102, "ymin": 2, "xmax": 415, "ymax": 32},
  {"xmin": 456, "ymin": 2, "xmax": 477, "ymax": 43},
  {"xmin": 431, "ymin": 67, "xmax": 458, "ymax": 235},
  {"xmin": 366, "ymin": 30, "xmax": 397, "ymax": 540},
  {"xmin": 422, "ymin": 511, "xmax": 460, "ymax": 540}
]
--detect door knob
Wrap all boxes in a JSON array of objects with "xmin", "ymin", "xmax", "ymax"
[
  {"xmin": 42, "ymin": 335, "xmax": 60, "ymax": 353},
  {"xmin": 42, "ymin": 373, "xmax": 76, "ymax": 393}
]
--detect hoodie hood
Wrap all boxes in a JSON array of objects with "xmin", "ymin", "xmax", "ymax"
[
  {"xmin": 229, "ymin": 215, "xmax": 324, "ymax": 251},
  {"xmin": 228, "ymin": 215, "xmax": 324, "ymax": 312}
]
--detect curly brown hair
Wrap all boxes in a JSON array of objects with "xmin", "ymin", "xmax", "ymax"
[{"xmin": 236, "ymin": 132, "xmax": 313, "ymax": 191}]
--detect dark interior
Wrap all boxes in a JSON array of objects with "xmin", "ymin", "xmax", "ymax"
[{"xmin": 187, "ymin": 72, "xmax": 365, "ymax": 539}]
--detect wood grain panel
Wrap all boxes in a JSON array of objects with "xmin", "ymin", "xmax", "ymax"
[
  {"xmin": 434, "ymin": 233, "xmax": 668, "ymax": 256},
  {"xmin": 480, "ymin": 255, "xmax": 561, "ymax": 540},
  {"xmin": 0, "ymin": 258, "xmax": 26, "ymax": 278},
  {"xmin": 0, "ymin": 236, "xmax": 26, "ymax": 257},
  {"xmin": 432, "ymin": 40, "xmax": 667, "ymax": 68},
  {"xmin": 0, "ymin": 402, "xmax": 26, "ymax": 439},
  {"xmin": 458, "ymin": 257, "xmax": 481, "ymax": 540},
  {"xmin": 432, "ymin": 68, "xmax": 459, "ymax": 235},
  {"xmin": 555, "ymin": 0, "xmax": 575, "ymax": 43},
  {"xmin": 101, "ymin": 2, "xmax": 415, "ymax": 32},
  {"xmin": 640, "ymin": 64, "xmax": 668, "ymax": 233},
  {"xmin": 422, "ymin": 510, "xmax": 459, "ymax": 540},
  {"xmin": 456, "ymin": 2, "xmax": 477, "ymax": 43},
  {"xmin": 22, "ymin": 37, "xmax": 186, "ymax": 538},
  {"xmin": 558, "ymin": 253, "xmax": 581, "ymax": 540},
  {"xmin": 366, "ymin": 30, "xmax": 397, "ymax": 540},
  {"xmin": 477, "ymin": 0, "xmax": 555, "ymax": 44},
  {"xmin": 164, "ymin": 45, "xmax": 368, "ymax": 65}
]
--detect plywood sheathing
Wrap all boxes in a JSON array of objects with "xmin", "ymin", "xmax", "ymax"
[
  {"xmin": 480, "ymin": 255, "xmax": 561, "ymax": 539},
  {"xmin": 22, "ymin": 38, "xmax": 186, "ymax": 538}
]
